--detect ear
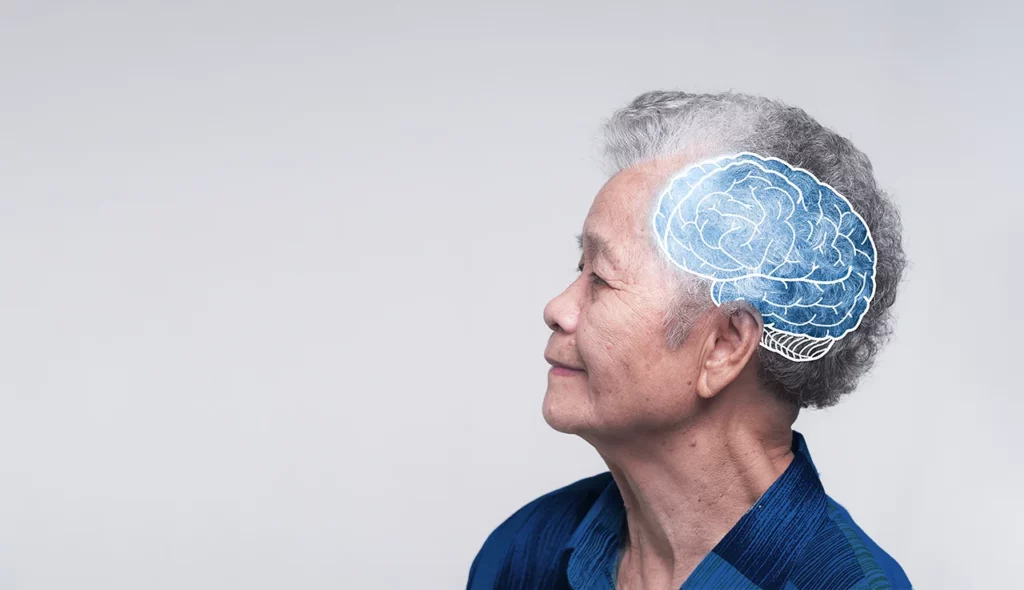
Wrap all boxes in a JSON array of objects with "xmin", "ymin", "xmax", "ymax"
[{"xmin": 695, "ymin": 304, "xmax": 763, "ymax": 399}]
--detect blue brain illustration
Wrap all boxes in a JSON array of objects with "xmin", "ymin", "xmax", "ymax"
[{"xmin": 652, "ymin": 152, "xmax": 877, "ymax": 362}]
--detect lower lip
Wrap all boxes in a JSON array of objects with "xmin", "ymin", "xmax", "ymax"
[{"xmin": 550, "ymin": 366, "xmax": 585, "ymax": 376}]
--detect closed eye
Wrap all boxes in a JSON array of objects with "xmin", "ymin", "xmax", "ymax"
[{"xmin": 576, "ymin": 261, "xmax": 607, "ymax": 287}]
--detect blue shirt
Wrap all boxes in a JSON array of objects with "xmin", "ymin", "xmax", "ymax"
[{"xmin": 467, "ymin": 432, "xmax": 911, "ymax": 589}]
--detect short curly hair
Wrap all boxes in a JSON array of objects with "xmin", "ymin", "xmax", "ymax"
[{"xmin": 599, "ymin": 90, "xmax": 907, "ymax": 409}]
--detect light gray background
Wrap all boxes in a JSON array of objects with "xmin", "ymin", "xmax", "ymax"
[{"xmin": 1, "ymin": 1, "xmax": 1021, "ymax": 588}]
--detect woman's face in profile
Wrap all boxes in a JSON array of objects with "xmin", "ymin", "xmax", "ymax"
[{"xmin": 541, "ymin": 164, "xmax": 708, "ymax": 439}]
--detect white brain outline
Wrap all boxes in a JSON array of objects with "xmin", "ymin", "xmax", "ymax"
[{"xmin": 652, "ymin": 152, "xmax": 877, "ymax": 362}]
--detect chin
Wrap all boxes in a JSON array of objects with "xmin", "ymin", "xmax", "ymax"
[{"xmin": 541, "ymin": 383, "xmax": 594, "ymax": 435}]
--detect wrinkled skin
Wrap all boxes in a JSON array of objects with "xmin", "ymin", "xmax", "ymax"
[{"xmin": 541, "ymin": 160, "xmax": 724, "ymax": 441}]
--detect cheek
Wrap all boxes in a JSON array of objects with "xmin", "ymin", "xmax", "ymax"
[
  {"xmin": 576, "ymin": 303, "xmax": 620, "ymax": 364},
  {"xmin": 578, "ymin": 301, "xmax": 662, "ymax": 384},
  {"xmin": 577, "ymin": 302, "xmax": 699, "ymax": 426}
]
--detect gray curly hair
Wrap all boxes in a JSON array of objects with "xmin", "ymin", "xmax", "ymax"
[{"xmin": 599, "ymin": 90, "xmax": 907, "ymax": 409}]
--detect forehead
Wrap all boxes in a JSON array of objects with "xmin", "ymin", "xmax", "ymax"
[{"xmin": 582, "ymin": 159, "xmax": 685, "ymax": 264}]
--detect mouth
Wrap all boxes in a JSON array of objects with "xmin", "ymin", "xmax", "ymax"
[{"xmin": 544, "ymin": 355, "xmax": 586, "ymax": 375}]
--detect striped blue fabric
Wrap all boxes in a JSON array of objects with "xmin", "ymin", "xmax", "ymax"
[{"xmin": 467, "ymin": 432, "xmax": 911, "ymax": 589}]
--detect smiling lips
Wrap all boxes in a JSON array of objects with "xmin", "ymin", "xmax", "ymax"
[{"xmin": 545, "ymin": 355, "xmax": 585, "ymax": 375}]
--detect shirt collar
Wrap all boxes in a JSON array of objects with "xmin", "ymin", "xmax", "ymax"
[
  {"xmin": 564, "ymin": 472, "xmax": 626, "ymax": 589},
  {"xmin": 563, "ymin": 431, "xmax": 828, "ymax": 590}
]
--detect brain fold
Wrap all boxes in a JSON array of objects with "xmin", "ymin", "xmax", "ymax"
[{"xmin": 652, "ymin": 152, "xmax": 877, "ymax": 362}]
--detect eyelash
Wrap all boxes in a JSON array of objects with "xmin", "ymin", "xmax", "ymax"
[{"xmin": 576, "ymin": 262, "xmax": 607, "ymax": 287}]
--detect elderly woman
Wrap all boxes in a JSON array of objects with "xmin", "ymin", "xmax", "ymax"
[{"xmin": 467, "ymin": 91, "xmax": 911, "ymax": 590}]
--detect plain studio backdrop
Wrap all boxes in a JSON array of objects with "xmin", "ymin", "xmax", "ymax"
[{"xmin": 1, "ymin": 1, "xmax": 1021, "ymax": 588}]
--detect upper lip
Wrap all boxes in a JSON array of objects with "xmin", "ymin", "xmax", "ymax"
[{"xmin": 544, "ymin": 355, "xmax": 585, "ymax": 371}]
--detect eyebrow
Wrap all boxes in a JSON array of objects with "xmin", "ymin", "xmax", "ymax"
[{"xmin": 576, "ymin": 231, "xmax": 621, "ymax": 266}]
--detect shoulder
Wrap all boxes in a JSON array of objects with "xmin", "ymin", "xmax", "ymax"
[
  {"xmin": 793, "ymin": 495, "xmax": 913, "ymax": 589},
  {"xmin": 466, "ymin": 472, "xmax": 612, "ymax": 590}
]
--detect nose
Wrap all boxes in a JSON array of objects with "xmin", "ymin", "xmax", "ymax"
[{"xmin": 543, "ymin": 278, "xmax": 582, "ymax": 333}]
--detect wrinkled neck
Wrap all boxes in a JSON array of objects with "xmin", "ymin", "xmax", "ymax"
[{"xmin": 590, "ymin": 390, "xmax": 797, "ymax": 587}]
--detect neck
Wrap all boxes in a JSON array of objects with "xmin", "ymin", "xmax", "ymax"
[{"xmin": 590, "ymin": 393, "xmax": 797, "ymax": 588}]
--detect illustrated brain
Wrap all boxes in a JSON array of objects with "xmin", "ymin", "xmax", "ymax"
[{"xmin": 652, "ymin": 152, "xmax": 877, "ymax": 362}]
